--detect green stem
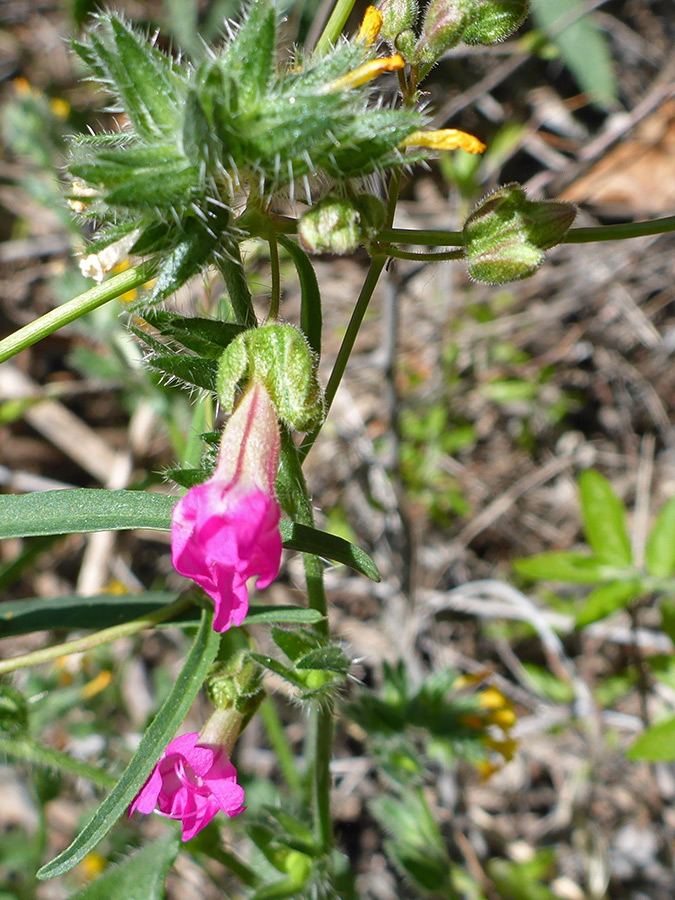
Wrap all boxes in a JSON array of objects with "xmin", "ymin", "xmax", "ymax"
[
  {"xmin": 563, "ymin": 216, "xmax": 675, "ymax": 243},
  {"xmin": 0, "ymin": 597, "xmax": 191, "ymax": 676},
  {"xmin": 300, "ymin": 255, "xmax": 386, "ymax": 461},
  {"xmin": 218, "ymin": 244, "xmax": 257, "ymax": 328},
  {"xmin": 267, "ymin": 233, "xmax": 281, "ymax": 322},
  {"xmin": 378, "ymin": 215, "xmax": 675, "ymax": 248},
  {"xmin": 0, "ymin": 262, "xmax": 155, "ymax": 365},
  {"xmin": 313, "ymin": 0, "xmax": 358, "ymax": 55},
  {"xmin": 378, "ymin": 246, "xmax": 464, "ymax": 262},
  {"xmin": 278, "ymin": 431, "xmax": 332, "ymax": 851},
  {"xmin": 259, "ymin": 696, "xmax": 304, "ymax": 800},
  {"xmin": 0, "ymin": 735, "xmax": 116, "ymax": 789}
]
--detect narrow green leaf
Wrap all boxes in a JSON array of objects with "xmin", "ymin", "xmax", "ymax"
[
  {"xmin": 627, "ymin": 715, "xmax": 675, "ymax": 762},
  {"xmin": 296, "ymin": 646, "xmax": 350, "ymax": 673},
  {"xmin": 37, "ymin": 610, "xmax": 219, "ymax": 880},
  {"xmin": 645, "ymin": 498, "xmax": 675, "ymax": 578},
  {"xmin": 513, "ymin": 551, "xmax": 623, "ymax": 584},
  {"xmin": 67, "ymin": 835, "xmax": 180, "ymax": 900},
  {"xmin": 0, "ymin": 490, "xmax": 176, "ymax": 539},
  {"xmin": 0, "ymin": 591, "xmax": 185, "ymax": 638},
  {"xmin": 530, "ymin": 0, "xmax": 617, "ymax": 110},
  {"xmin": 245, "ymin": 606, "xmax": 323, "ymax": 625},
  {"xmin": 0, "ymin": 491, "xmax": 381, "ymax": 581},
  {"xmin": 575, "ymin": 580, "xmax": 642, "ymax": 629},
  {"xmin": 279, "ymin": 520, "xmax": 380, "ymax": 582},
  {"xmin": 278, "ymin": 236, "xmax": 322, "ymax": 358},
  {"xmin": 138, "ymin": 310, "xmax": 243, "ymax": 357},
  {"xmin": 146, "ymin": 354, "xmax": 218, "ymax": 392},
  {"xmin": 0, "ymin": 594, "xmax": 320, "ymax": 638},
  {"xmin": 578, "ymin": 470, "xmax": 632, "ymax": 565}
]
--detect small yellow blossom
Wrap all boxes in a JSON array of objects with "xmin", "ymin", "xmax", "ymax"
[
  {"xmin": 78, "ymin": 852, "xmax": 107, "ymax": 882},
  {"xmin": 81, "ymin": 670, "xmax": 112, "ymax": 700},
  {"xmin": 50, "ymin": 97, "xmax": 71, "ymax": 119},
  {"xmin": 356, "ymin": 6, "xmax": 383, "ymax": 45},
  {"xmin": 321, "ymin": 54, "xmax": 404, "ymax": 93},
  {"xmin": 478, "ymin": 685, "xmax": 510, "ymax": 710},
  {"xmin": 402, "ymin": 128, "xmax": 486, "ymax": 154}
]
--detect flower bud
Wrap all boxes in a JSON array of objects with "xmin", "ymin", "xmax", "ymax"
[
  {"xmin": 463, "ymin": 0, "xmax": 529, "ymax": 45},
  {"xmin": 299, "ymin": 193, "xmax": 386, "ymax": 256},
  {"xmin": 216, "ymin": 324, "xmax": 325, "ymax": 432},
  {"xmin": 463, "ymin": 183, "xmax": 576, "ymax": 284},
  {"xmin": 415, "ymin": 0, "xmax": 474, "ymax": 64},
  {"xmin": 378, "ymin": 0, "xmax": 419, "ymax": 46}
]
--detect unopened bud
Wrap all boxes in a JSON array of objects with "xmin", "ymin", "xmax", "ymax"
[
  {"xmin": 216, "ymin": 324, "xmax": 325, "ymax": 432},
  {"xmin": 415, "ymin": 0, "xmax": 474, "ymax": 64},
  {"xmin": 299, "ymin": 193, "xmax": 386, "ymax": 255},
  {"xmin": 463, "ymin": 0, "xmax": 529, "ymax": 45},
  {"xmin": 378, "ymin": 0, "xmax": 419, "ymax": 46},
  {"xmin": 463, "ymin": 183, "xmax": 576, "ymax": 284}
]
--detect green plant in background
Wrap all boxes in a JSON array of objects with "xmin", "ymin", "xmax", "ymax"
[
  {"xmin": 0, "ymin": 0, "xmax": 674, "ymax": 897},
  {"xmin": 515, "ymin": 469, "xmax": 675, "ymax": 762}
]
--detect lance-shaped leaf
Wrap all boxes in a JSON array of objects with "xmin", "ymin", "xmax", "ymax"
[
  {"xmin": 645, "ymin": 498, "xmax": 675, "ymax": 578},
  {"xmin": 513, "ymin": 551, "xmax": 624, "ymax": 584},
  {"xmin": 578, "ymin": 469, "xmax": 632, "ymax": 566},
  {"xmin": 37, "ymin": 610, "xmax": 219, "ymax": 880},
  {"xmin": 627, "ymin": 715, "xmax": 675, "ymax": 762},
  {"xmin": 278, "ymin": 236, "xmax": 322, "ymax": 359},
  {"xmin": 575, "ymin": 580, "xmax": 643, "ymax": 628},
  {"xmin": 0, "ymin": 491, "xmax": 380, "ymax": 581}
]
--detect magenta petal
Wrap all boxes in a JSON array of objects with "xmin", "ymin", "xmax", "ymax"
[
  {"xmin": 171, "ymin": 482, "xmax": 282, "ymax": 634},
  {"xmin": 129, "ymin": 733, "xmax": 245, "ymax": 841}
]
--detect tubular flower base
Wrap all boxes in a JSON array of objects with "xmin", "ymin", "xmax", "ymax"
[
  {"xmin": 171, "ymin": 381, "xmax": 282, "ymax": 632},
  {"xmin": 129, "ymin": 733, "xmax": 245, "ymax": 841}
]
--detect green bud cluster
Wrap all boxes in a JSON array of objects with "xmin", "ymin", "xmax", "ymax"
[
  {"xmin": 216, "ymin": 324, "xmax": 325, "ymax": 432},
  {"xmin": 66, "ymin": 2, "xmax": 427, "ymax": 300},
  {"xmin": 298, "ymin": 193, "xmax": 386, "ymax": 255},
  {"xmin": 385, "ymin": 0, "xmax": 529, "ymax": 68},
  {"xmin": 463, "ymin": 183, "xmax": 576, "ymax": 284}
]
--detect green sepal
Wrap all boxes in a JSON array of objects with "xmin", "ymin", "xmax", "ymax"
[
  {"xmin": 415, "ymin": 0, "xmax": 474, "ymax": 64},
  {"xmin": 216, "ymin": 324, "xmax": 325, "ymax": 432},
  {"xmin": 463, "ymin": 183, "xmax": 576, "ymax": 284},
  {"xmin": 379, "ymin": 0, "xmax": 420, "ymax": 47},
  {"xmin": 462, "ymin": 0, "xmax": 529, "ymax": 45}
]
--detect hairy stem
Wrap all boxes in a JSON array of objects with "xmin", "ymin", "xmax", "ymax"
[
  {"xmin": 0, "ymin": 262, "xmax": 156, "ymax": 365},
  {"xmin": 0, "ymin": 597, "xmax": 191, "ymax": 676}
]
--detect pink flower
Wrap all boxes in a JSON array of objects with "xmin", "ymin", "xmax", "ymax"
[
  {"xmin": 171, "ymin": 381, "xmax": 282, "ymax": 632},
  {"xmin": 129, "ymin": 732, "xmax": 245, "ymax": 841}
]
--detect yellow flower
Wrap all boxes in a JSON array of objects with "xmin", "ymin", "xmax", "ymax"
[
  {"xmin": 356, "ymin": 6, "xmax": 383, "ymax": 45},
  {"xmin": 321, "ymin": 54, "xmax": 404, "ymax": 93},
  {"xmin": 402, "ymin": 128, "xmax": 486, "ymax": 154}
]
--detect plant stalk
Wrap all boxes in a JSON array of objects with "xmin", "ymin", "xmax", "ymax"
[
  {"xmin": 377, "ymin": 215, "xmax": 675, "ymax": 248},
  {"xmin": 313, "ymin": 0, "xmax": 359, "ymax": 55},
  {"xmin": 0, "ymin": 597, "xmax": 191, "ymax": 676},
  {"xmin": 0, "ymin": 262, "xmax": 155, "ymax": 365}
]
